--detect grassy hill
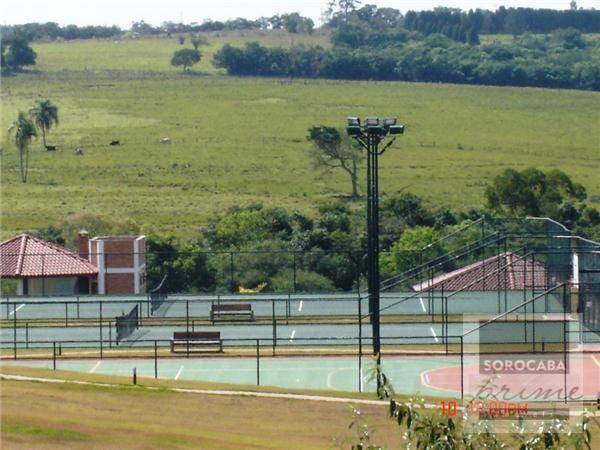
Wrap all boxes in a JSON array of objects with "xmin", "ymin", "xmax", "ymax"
[{"xmin": 1, "ymin": 33, "xmax": 599, "ymax": 238}]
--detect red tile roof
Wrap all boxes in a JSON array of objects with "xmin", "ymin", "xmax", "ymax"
[
  {"xmin": 0, "ymin": 234, "xmax": 98, "ymax": 278},
  {"xmin": 412, "ymin": 252, "xmax": 547, "ymax": 292}
]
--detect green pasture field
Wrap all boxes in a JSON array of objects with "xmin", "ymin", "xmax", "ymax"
[{"xmin": 1, "ymin": 33, "xmax": 599, "ymax": 238}]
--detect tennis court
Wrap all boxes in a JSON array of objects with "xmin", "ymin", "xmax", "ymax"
[
  {"xmin": 1, "ymin": 290, "xmax": 551, "ymax": 321},
  {"xmin": 3, "ymin": 352, "xmax": 598, "ymax": 401}
]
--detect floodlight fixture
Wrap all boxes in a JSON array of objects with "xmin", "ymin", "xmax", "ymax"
[
  {"xmin": 365, "ymin": 117, "xmax": 380, "ymax": 126},
  {"xmin": 389, "ymin": 124, "xmax": 405, "ymax": 135},
  {"xmin": 347, "ymin": 125, "xmax": 362, "ymax": 136},
  {"xmin": 347, "ymin": 117, "xmax": 361, "ymax": 126},
  {"xmin": 383, "ymin": 117, "xmax": 397, "ymax": 126}
]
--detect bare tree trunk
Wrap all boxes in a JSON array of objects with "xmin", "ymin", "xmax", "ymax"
[
  {"xmin": 41, "ymin": 127, "xmax": 46, "ymax": 148},
  {"xmin": 351, "ymin": 157, "xmax": 359, "ymax": 199},
  {"xmin": 19, "ymin": 145, "xmax": 28, "ymax": 183},
  {"xmin": 24, "ymin": 145, "xmax": 29, "ymax": 182}
]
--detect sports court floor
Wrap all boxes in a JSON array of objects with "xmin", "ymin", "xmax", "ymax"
[{"xmin": 3, "ymin": 352, "xmax": 598, "ymax": 401}]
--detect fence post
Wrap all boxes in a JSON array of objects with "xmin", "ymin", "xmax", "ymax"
[
  {"xmin": 460, "ymin": 337, "xmax": 464, "ymax": 400},
  {"xmin": 256, "ymin": 339, "xmax": 260, "ymax": 386},
  {"xmin": 133, "ymin": 367, "xmax": 137, "ymax": 385},
  {"xmin": 532, "ymin": 291, "xmax": 536, "ymax": 352},
  {"xmin": 77, "ymin": 295, "xmax": 80, "ymax": 319},
  {"xmin": 109, "ymin": 321, "xmax": 112, "ymax": 349},
  {"xmin": 65, "ymin": 302, "xmax": 68, "ymax": 327},
  {"xmin": 230, "ymin": 252, "xmax": 234, "ymax": 293},
  {"xmin": 186, "ymin": 300, "xmax": 190, "ymax": 333},
  {"xmin": 13, "ymin": 305, "xmax": 17, "ymax": 360},
  {"xmin": 272, "ymin": 319, "xmax": 277, "ymax": 356},
  {"xmin": 99, "ymin": 301, "xmax": 103, "ymax": 359},
  {"xmin": 25, "ymin": 322, "xmax": 29, "ymax": 349},
  {"xmin": 358, "ymin": 291, "xmax": 362, "ymax": 393},
  {"xmin": 293, "ymin": 252, "xmax": 297, "ymax": 293},
  {"xmin": 563, "ymin": 284, "xmax": 568, "ymax": 404},
  {"xmin": 154, "ymin": 340, "xmax": 158, "ymax": 379},
  {"xmin": 524, "ymin": 293, "xmax": 528, "ymax": 343},
  {"xmin": 444, "ymin": 296, "xmax": 449, "ymax": 355},
  {"xmin": 53, "ymin": 342, "xmax": 56, "ymax": 370}
]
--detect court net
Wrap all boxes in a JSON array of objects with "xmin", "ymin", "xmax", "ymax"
[{"xmin": 115, "ymin": 304, "xmax": 139, "ymax": 342}]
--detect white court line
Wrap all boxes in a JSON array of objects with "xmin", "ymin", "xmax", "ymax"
[
  {"xmin": 591, "ymin": 354, "xmax": 600, "ymax": 369},
  {"xmin": 289, "ymin": 330, "xmax": 296, "ymax": 342},
  {"xmin": 298, "ymin": 300, "xmax": 303, "ymax": 312},
  {"xmin": 419, "ymin": 297, "xmax": 426, "ymax": 313},
  {"xmin": 174, "ymin": 365, "xmax": 184, "ymax": 380},
  {"xmin": 424, "ymin": 373, "xmax": 430, "ymax": 385},
  {"xmin": 430, "ymin": 327, "xmax": 439, "ymax": 343},
  {"xmin": 9, "ymin": 304, "xmax": 25, "ymax": 316},
  {"xmin": 89, "ymin": 360, "xmax": 101, "ymax": 374},
  {"xmin": 5, "ymin": 373, "xmax": 599, "ymax": 416}
]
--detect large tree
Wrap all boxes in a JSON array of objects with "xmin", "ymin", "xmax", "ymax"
[
  {"xmin": 307, "ymin": 126, "xmax": 362, "ymax": 199},
  {"xmin": 29, "ymin": 99, "xmax": 59, "ymax": 148},
  {"xmin": 9, "ymin": 112, "xmax": 37, "ymax": 183},
  {"xmin": 170, "ymin": 48, "xmax": 201, "ymax": 71},
  {"xmin": 485, "ymin": 167, "xmax": 586, "ymax": 218},
  {"xmin": 3, "ymin": 35, "xmax": 37, "ymax": 70}
]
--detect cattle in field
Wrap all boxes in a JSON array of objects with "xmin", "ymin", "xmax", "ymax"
[
  {"xmin": 45, "ymin": 145, "xmax": 57, "ymax": 151},
  {"xmin": 160, "ymin": 137, "xmax": 171, "ymax": 144},
  {"xmin": 109, "ymin": 140, "xmax": 120, "ymax": 146},
  {"xmin": 74, "ymin": 148, "xmax": 83, "ymax": 155}
]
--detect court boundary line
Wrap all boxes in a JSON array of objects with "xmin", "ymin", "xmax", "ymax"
[
  {"xmin": 3, "ymin": 373, "xmax": 595, "ymax": 418},
  {"xmin": 1, "ymin": 373, "xmax": 389, "ymax": 405}
]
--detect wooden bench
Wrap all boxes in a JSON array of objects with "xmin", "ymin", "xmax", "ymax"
[
  {"xmin": 210, "ymin": 303, "xmax": 254, "ymax": 322},
  {"xmin": 170, "ymin": 331, "xmax": 222, "ymax": 353}
]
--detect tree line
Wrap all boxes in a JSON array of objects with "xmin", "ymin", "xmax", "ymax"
[
  {"xmin": 401, "ymin": 7, "xmax": 600, "ymax": 36},
  {"xmin": 213, "ymin": 30, "xmax": 600, "ymax": 90},
  {"xmin": 0, "ymin": 13, "xmax": 315, "ymax": 42},
  {"xmin": 3, "ymin": 4, "xmax": 599, "ymax": 43}
]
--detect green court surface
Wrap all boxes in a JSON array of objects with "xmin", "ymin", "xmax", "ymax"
[
  {"xmin": 4, "ymin": 351, "xmax": 598, "ymax": 402},
  {"xmin": 1, "ymin": 355, "xmax": 462, "ymax": 396}
]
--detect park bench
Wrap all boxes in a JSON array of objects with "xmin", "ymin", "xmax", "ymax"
[
  {"xmin": 170, "ymin": 331, "xmax": 222, "ymax": 353},
  {"xmin": 210, "ymin": 303, "xmax": 254, "ymax": 322}
]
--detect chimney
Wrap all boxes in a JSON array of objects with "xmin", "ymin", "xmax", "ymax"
[{"xmin": 78, "ymin": 230, "xmax": 89, "ymax": 260}]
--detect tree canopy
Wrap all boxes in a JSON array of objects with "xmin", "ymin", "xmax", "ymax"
[
  {"xmin": 8, "ymin": 112, "xmax": 37, "ymax": 182},
  {"xmin": 307, "ymin": 126, "xmax": 362, "ymax": 199},
  {"xmin": 170, "ymin": 48, "xmax": 201, "ymax": 71},
  {"xmin": 29, "ymin": 99, "xmax": 59, "ymax": 148},
  {"xmin": 1, "ymin": 35, "xmax": 36, "ymax": 71}
]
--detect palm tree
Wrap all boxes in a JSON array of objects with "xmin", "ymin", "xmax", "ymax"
[
  {"xmin": 29, "ymin": 99, "xmax": 59, "ymax": 148},
  {"xmin": 8, "ymin": 112, "xmax": 37, "ymax": 182}
]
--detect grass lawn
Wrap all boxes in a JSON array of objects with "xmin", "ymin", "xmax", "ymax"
[
  {"xmin": 1, "ymin": 33, "xmax": 599, "ymax": 239},
  {"xmin": 1, "ymin": 364, "xmax": 598, "ymax": 449},
  {"xmin": 0, "ymin": 366, "xmax": 399, "ymax": 449}
]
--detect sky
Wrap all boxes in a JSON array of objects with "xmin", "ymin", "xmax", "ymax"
[{"xmin": 2, "ymin": 0, "xmax": 596, "ymax": 27}]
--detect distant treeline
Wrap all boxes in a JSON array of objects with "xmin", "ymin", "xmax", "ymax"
[
  {"xmin": 0, "ymin": 14, "xmax": 315, "ymax": 42},
  {"xmin": 2, "ymin": 6, "xmax": 600, "ymax": 43},
  {"xmin": 214, "ymin": 30, "xmax": 600, "ymax": 91},
  {"xmin": 0, "ymin": 23, "xmax": 122, "ymax": 41}
]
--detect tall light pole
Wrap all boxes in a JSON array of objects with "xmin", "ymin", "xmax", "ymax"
[{"xmin": 347, "ymin": 117, "xmax": 404, "ymax": 394}]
